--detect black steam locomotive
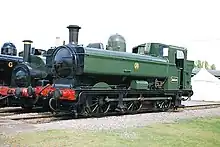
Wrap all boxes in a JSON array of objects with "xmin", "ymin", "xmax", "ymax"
[{"xmin": 0, "ymin": 41, "xmax": 54, "ymax": 108}]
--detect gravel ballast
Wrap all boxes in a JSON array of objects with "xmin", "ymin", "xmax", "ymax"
[
  {"xmin": 1, "ymin": 107, "xmax": 220, "ymax": 136},
  {"xmin": 33, "ymin": 107, "xmax": 220, "ymax": 131}
]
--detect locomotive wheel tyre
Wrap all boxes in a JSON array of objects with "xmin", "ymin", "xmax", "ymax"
[
  {"xmin": 162, "ymin": 100, "xmax": 172, "ymax": 112},
  {"xmin": 48, "ymin": 98, "xmax": 59, "ymax": 113}
]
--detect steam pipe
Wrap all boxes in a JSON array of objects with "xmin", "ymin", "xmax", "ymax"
[
  {"xmin": 22, "ymin": 40, "xmax": 33, "ymax": 62},
  {"xmin": 67, "ymin": 25, "xmax": 81, "ymax": 44}
]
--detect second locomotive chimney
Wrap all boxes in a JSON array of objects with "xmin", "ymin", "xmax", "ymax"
[
  {"xmin": 67, "ymin": 25, "xmax": 81, "ymax": 44},
  {"xmin": 22, "ymin": 40, "xmax": 33, "ymax": 63}
]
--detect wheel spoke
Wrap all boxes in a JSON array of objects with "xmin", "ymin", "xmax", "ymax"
[
  {"xmin": 127, "ymin": 101, "xmax": 142, "ymax": 112},
  {"xmin": 128, "ymin": 103, "xmax": 134, "ymax": 110},
  {"xmin": 92, "ymin": 104, "xmax": 98, "ymax": 112},
  {"xmin": 90, "ymin": 102, "xmax": 98, "ymax": 107},
  {"xmin": 101, "ymin": 103, "xmax": 110, "ymax": 114}
]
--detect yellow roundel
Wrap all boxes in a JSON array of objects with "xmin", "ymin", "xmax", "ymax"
[
  {"xmin": 8, "ymin": 62, "xmax": 13, "ymax": 68},
  {"xmin": 134, "ymin": 62, "xmax": 139, "ymax": 70}
]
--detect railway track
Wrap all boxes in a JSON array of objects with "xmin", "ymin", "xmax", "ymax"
[
  {"xmin": 1, "ymin": 103, "xmax": 220, "ymax": 124},
  {"xmin": 183, "ymin": 103, "xmax": 220, "ymax": 110}
]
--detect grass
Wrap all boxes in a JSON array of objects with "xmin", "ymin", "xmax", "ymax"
[{"xmin": 2, "ymin": 117, "xmax": 220, "ymax": 147}]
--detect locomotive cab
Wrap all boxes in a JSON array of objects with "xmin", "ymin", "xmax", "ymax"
[
  {"xmin": 132, "ymin": 43, "xmax": 169, "ymax": 57},
  {"xmin": 132, "ymin": 43, "xmax": 194, "ymax": 91}
]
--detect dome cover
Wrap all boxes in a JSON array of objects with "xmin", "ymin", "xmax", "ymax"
[
  {"xmin": 1, "ymin": 42, "xmax": 17, "ymax": 56},
  {"xmin": 107, "ymin": 33, "xmax": 126, "ymax": 52}
]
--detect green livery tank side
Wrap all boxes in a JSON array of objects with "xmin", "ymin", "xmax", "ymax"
[
  {"xmin": 83, "ymin": 47, "xmax": 171, "ymax": 78},
  {"xmin": 81, "ymin": 42, "xmax": 193, "ymax": 91}
]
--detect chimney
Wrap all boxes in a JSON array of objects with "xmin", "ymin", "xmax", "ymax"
[
  {"xmin": 22, "ymin": 40, "xmax": 33, "ymax": 62},
  {"xmin": 67, "ymin": 25, "xmax": 81, "ymax": 44}
]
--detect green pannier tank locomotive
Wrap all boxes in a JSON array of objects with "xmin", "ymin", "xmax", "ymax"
[{"xmin": 48, "ymin": 25, "xmax": 194, "ymax": 117}]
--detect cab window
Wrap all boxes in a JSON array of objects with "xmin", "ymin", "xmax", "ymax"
[{"xmin": 176, "ymin": 50, "xmax": 184, "ymax": 59}]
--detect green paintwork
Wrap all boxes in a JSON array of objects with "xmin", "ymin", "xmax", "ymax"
[
  {"xmin": 133, "ymin": 43, "xmax": 193, "ymax": 91},
  {"xmin": 130, "ymin": 80, "xmax": 149, "ymax": 90},
  {"xmin": 82, "ymin": 42, "xmax": 193, "ymax": 92},
  {"xmin": 163, "ymin": 65, "xmax": 179, "ymax": 90},
  {"xmin": 183, "ymin": 60, "xmax": 194, "ymax": 89},
  {"xmin": 84, "ymin": 48, "xmax": 171, "ymax": 78}
]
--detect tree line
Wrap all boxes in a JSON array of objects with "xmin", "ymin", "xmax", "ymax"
[{"xmin": 194, "ymin": 60, "xmax": 216, "ymax": 70}]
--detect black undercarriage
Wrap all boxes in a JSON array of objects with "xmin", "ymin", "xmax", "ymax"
[{"xmin": 49, "ymin": 89, "xmax": 193, "ymax": 118}]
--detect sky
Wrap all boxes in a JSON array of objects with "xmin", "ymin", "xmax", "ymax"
[{"xmin": 0, "ymin": 0, "xmax": 220, "ymax": 68}]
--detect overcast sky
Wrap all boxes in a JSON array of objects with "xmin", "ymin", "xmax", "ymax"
[{"xmin": 0, "ymin": 0, "xmax": 220, "ymax": 68}]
